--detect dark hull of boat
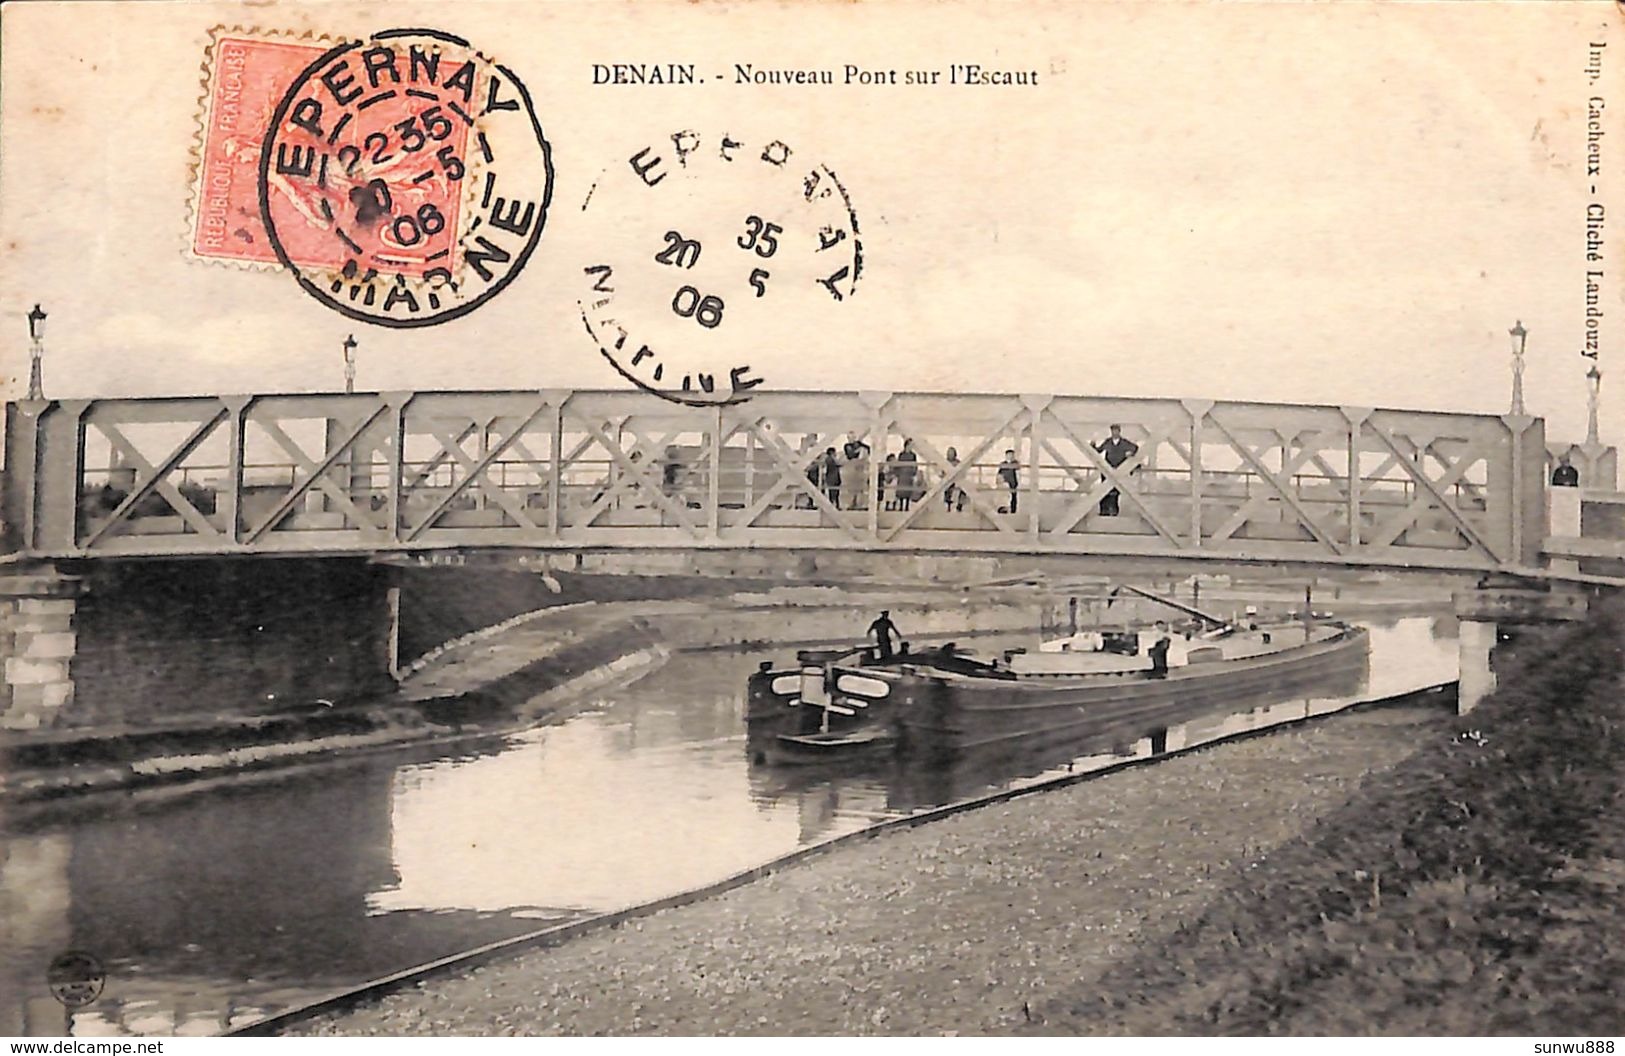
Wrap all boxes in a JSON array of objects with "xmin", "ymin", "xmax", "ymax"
[
  {"xmin": 890, "ymin": 659, "xmax": 1370, "ymax": 807},
  {"xmin": 884, "ymin": 626, "xmax": 1370, "ymax": 759}
]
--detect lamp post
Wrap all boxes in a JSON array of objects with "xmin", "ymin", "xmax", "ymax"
[
  {"xmin": 1586, "ymin": 362, "xmax": 1603, "ymax": 446},
  {"xmin": 26, "ymin": 304, "xmax": 47, "ymax": 400},
  {"xmin": 342, "ymin": 333, "xmax": 357, "ymax": 394},
  {"xmin": 1508, "ymin": 320, "xmax": 1528, "ymax": 416}
]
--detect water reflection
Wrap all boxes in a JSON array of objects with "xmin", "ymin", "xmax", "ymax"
[
  {"xmin": 0, "ymin": 758, "xmax": 565, "ymax": 1036},
  {"xmin": 378, "ymin": 728, "xmax": 798, "ymax": 914},
  {"xmin": 0, "ymin": 615, "xmax": 1455, "ymax": 1037}
]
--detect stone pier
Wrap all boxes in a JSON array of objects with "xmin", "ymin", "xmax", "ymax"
[
  {"xmin": 1452, "ymin": 583, "xmax": 1589, "ymax": 714},
  {"xmin": 0, "ymin": 568, "xmax": 83, "ymax": 730},
  {"xmin": 1455, "ymin": 619, "xmax": 1500, "ymax": 717},
  {"xmin": 1548, "ymin": 485, "xmax": 1583, "ymax": 577}
]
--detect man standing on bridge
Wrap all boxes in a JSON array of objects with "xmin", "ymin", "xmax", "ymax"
[
  {"xmin": 1094, "ymin": 424, "xmax": 1139, "ymax": 517},
  {"xmin": 998, "ymin": 449, "xmax": 1020, "ymax": 513},
  {"xmin": 868, "ymin": 610, "xmax": 901, "ymax": 660}
]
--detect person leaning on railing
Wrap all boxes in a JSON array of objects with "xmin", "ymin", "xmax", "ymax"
[
  {"xmin": 894, "ymin": 438, "xmax": 921, "ymax": 510},
  {"xmin": 878, "ymin": 452, "xmax": 896, "ymax": 509},
  {"xmin": 820, "ymin": 447, "xmax": 842, "ymax": 506},
  {"xmin": 798, "ymin": 435, "xmax": 821, "ymax": 508},
  {"xmin": 842, "ymin": 433, "xmax": 870, "ymax": 509},
  {"xmin": 662, "ymin": 445, "xmax": 684, "ymax": 497},
  {"xmin": 944, "ymin": 447, "xmax": 966, "ymax": 512}
]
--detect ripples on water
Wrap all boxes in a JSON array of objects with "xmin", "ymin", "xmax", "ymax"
[{"xmin": 0, "ymin": 615, "xmax": 1458, "ymax": 1036}]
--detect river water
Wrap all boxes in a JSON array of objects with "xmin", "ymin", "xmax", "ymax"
[{"xmin": 0, "ymin": 613, "xmax": 1458, "ymax": 1037}]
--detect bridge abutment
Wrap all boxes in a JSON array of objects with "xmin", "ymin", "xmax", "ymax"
[
  {"xmin": 1456, "ymin": 619, "xmax": 1498, "ymax": 716},
  {"xmin": 0, "ymin": 568, "xmax": 83, "ymax": 730},
  {"xmin": 1452, "ymin": 584, "xmax": 1589, "ymax": 714},
  {"xmin": 0, "ymin": 557, "xmax": 397, "ymax": 735},
  {"xmin": 1547, "ymin": 486, "xmax": 1583, "ymax": 576}
]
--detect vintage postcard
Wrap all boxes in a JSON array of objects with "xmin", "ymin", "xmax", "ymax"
[{"xmin": 2, "ymin": 0, "xmax": 1623, "ymax": 1041}]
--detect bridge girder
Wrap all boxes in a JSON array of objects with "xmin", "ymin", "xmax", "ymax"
[{"xmin": 3, "ymin": 389, "xmax": 1549, "ymax": 575}]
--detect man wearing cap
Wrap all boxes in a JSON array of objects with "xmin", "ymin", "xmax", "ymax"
[
  {"xmin": 867, "ymin": 610, "xmax": 901, "ymax": 660},
  {"xmin": 1094, "ymin": 424, "xmax": 1139, "ymax": 517}
]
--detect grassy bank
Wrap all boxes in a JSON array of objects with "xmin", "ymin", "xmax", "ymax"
[
  {"xmin": 1044, "ymin": 601, "xmax": 1625, "ymax": 1035},
  {"xmin": 396, "ymin": 568, "xmax": 782, "ymax": 664}
]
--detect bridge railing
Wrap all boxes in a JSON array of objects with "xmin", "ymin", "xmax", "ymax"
[{"xmin": 2, "ymin": 389, "xmax": 1547, "ymax": 571}]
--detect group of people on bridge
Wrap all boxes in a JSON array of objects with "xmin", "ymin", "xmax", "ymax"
[
  {"xmin": 798, "ymin": 425, "xmax": 1142, "ymax": 518},
  {"xmin": 802, "ymin": 434, "xmax": 934, "ymax": 511}
]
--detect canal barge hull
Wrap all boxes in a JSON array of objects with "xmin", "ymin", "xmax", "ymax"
[{"xmin": 887, "ymin": 625, "xmax": 1369, "ymax": 758}]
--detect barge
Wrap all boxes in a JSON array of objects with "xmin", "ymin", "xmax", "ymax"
[{"xmin": 748, "ymin": 620, "xmax": 1370, "ymax": 763}]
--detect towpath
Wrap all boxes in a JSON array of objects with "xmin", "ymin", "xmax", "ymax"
[{"xmin": 291, "ymin": 702, "xmax": 1442, "ymax": 1036}]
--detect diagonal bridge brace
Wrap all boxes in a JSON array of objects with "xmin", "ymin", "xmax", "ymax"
[
  {"xmin": 572, "ymin": 426, "xmax": 686, "ymax": 528},
  {"xmin": 407, "ymin": 402, "xmax": 552, "ymax": 540},
  {"xmin": 727, "ymin": 424, "xmax": 811, "ymax": 529},
  {"xmin": 885, "ymin": 427, "xmax": 1022, "ymax": 541},
  {"xmin": 245, "ymin": 406, "xmax": 391, "ymax": 543},
  {"xmin": 84, "ymin": 410, "xmax": 230, "ymax": 548},
  {"xmin": 404, "ymin": 422, "xmax": 479, "ymax": 491},
  {"xmin": 881, "ymin": 409, "xmax": 1029, "ymax": 543},
  {"xmin": 1206, "ymin": 425, "xmax": 1348, "ymax": 546},
  {"xmin": 734, "ymin": 417, "xmax": 870, "ymax": 542},
  {"xmin": 1203, "ymin": 414, "xmax": 1343, "ymax": 554},
  {"xmin": 1365, "ymin": 434, "xmax": 1487, "ymax": 505},
  {"xmin": 1364, "ymin": 423, "xmax": 1502, "ymax": 561},
  {"xmin": 566, "ymin": 414, "xmax": 707, "ymax": 536},
  {"xmin": 1363, "ymin": 444, "xmax": 1485, "ymax": 549},
  {"xmin": 1044, "ymin": 415, "xmax": 1186, "ymax": 546}
]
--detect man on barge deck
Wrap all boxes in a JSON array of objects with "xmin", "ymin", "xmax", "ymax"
[
  {"xmin": 868, "ymin": 610, "xmax": 901, "ymax": 660},
  {"xmin": 1147, "ymin": 620, "xmax": 1172, "ymax": 678}
]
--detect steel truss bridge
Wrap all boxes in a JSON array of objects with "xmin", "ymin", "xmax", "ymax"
[{"xmin": 2, "ymin": 390, "xmax": 1552, "ymax": 573}]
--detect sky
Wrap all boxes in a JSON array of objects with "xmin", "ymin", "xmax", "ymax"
[{"xmin": 0, "ymin": 0, "xmax": 1619, "ymax": 446}]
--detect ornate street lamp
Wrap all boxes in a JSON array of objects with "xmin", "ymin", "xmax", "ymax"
[
  {"xmin": 342, "ymin": 333, "xmax": 357, "ymax": 394},
  {"xmin": 1507, "ymin": 320, "xmax": 1528, "ymax": 416},
  {"xmin": 25, "ymin": 303, "xmax": 46, "ymax": 400},
  {"xmin": 1586, "ymin": 362, "xmax": 1603, "ymax": 446}
]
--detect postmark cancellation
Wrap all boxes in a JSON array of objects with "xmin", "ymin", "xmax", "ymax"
[
  {"xmin": 189, "ymin": 26, "xmax": 553, "ymax": 328},
  {"xmin": 578, "ymin": 129, "xmax": 863, "ymax": 405}
]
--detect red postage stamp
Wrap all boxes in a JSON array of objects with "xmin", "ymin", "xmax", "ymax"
[{"xmin": 188, "ymin": 29, "xmax": 328, "ymax": 267}]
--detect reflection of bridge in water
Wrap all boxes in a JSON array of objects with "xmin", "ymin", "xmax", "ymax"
[{"xmin": 2, "ymin": 389, "xmax": 1560, "ymax": 573}]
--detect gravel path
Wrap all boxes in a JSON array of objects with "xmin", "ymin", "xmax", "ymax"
[{"xmin": 294, "ymin": 704, "xmax": 1442, "ymax": 1037}]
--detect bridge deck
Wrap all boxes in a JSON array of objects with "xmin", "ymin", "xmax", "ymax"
[{"xmin": 3, "ymin": 389, "xmax": 1550, "ymax": 572}]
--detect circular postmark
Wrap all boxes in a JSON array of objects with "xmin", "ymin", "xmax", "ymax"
[
  {"xmin": 47, "ymin": 950, "xmax": 106, "ymax": 1008},
  {"xmin": 578, "ymin": 130, "xmax": 863, "ymax": 405},
  {"xmin": 258, "ymin": 28, "xmax": 554, "ymax": 327}
]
